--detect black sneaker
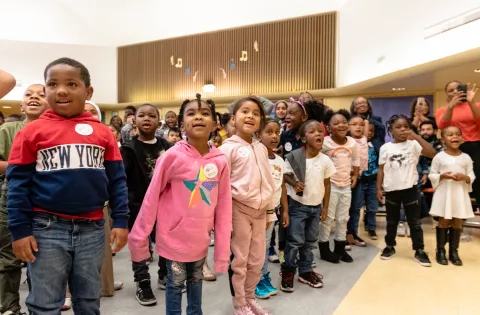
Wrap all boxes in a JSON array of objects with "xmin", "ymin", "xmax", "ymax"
[
  {"xmin": 298, "ymin": 272, "xmax": 323, "ymax": 288},
  {"xmin": 368, "ymin": 230, "xmax": 378, "ymax": 240},
  {"xmin": 380, "ymin": 246, "xmax": 396, "ymax": 260},
  {"xmin": 415, "ymin": 250, "xmax": 432, "ymax": 267},
  {"xmin": 280, "ymin": 270, "xmax": 295, "ymax": 292},
  {"xmin": 135, "ymin": 280, "xmax": 157, "ymax": 306}
]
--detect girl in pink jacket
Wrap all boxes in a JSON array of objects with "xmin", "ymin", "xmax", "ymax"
[
  {"xmin": 128, "ymin": 94, "xmax": 232, "ymax": 315},
  {"xmin": 220, "ymin": 97, "xmax": 276, "ymax": 315}
]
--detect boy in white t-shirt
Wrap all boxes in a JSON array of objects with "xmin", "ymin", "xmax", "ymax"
[{"xmin": 376, "ymin": 115, "xmax": 436, "ymax": 267}]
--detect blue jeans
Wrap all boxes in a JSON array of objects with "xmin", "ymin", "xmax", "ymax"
[
  {"xmin": 261, "ymin": 220, "xmax": 275, "ymax": 277},
  {"xmin": 283, "ymin": 198, "xmax": 320, "ymax": 274},
  {"xmin": 348, "ymin": 176, "xmax": 378, "ymax": 233},
  {"xmin": 27, "ymin": 213, "xmax": 105, "ymax": 315},
  {"xmin": 166, "ymin": 258, "xmax": 205, "ymax": 315}
]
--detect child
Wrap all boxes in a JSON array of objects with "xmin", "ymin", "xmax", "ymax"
[
  {"xmin": 158, "ymin": 110, "xmax": 178, "ymax": 138},
  {"xmin": 376, "ymin": 114, "xmax": 436, "ymax": 267},
  {"xmin": 429, "ymin": 126, "xmax": 475, "ymax": 266},
  {"xmin": 6, "ymin": 58, "xmax": 129, "ymax": 314},
  {"xmin": 221, "ymin": 112, "xmax": 236, "ymax": 138},
  {"xmin": 121, "ymin": 103, "xmax": 172, "ymax": 306},
  {"xmin": 274, "ymin": 101, "xmax": 288, "ymax": 130},
  {"xmin": 320, "ymin": 109, "xmax": 360, "ymax": 263},
  {"xmin": 281, "ymin": 120, "xmax": 335, "ymax": 292},
  {"xmin": 280, "ymin": 98, "xmax": 308, "ymax": 156},
  {"xmin": 167, "ymin": 127, "xmax": 182, "ymax": 144},
  {"xmin": 255, "ymin": 118, "xmax": 290, "ymax": 299},
  {"xmin": 84, "ymin": 100, "xmax": 102, "ymax": 122},
  {"xmin": 361, "ymin": 123, "xmax": 380, "ymax": 239},
  {"xmin": 216, "ymin": 112, "xmax": 228, "ymax": 142},
  {"xmin": 4, "ymin": 114, "xmax": 22, "ymax": 123},
  {"xmin": 0, "ymin": 69, "xmax": 15, "ymax": 100},
  {"xmin": 108, "ymin": 124, "xmax": 122, "ymax": 147},
  {"xmin": 212, "ymin": 134, "xmax": 223, "ymax": 148},
  {"xmin": 0, "ymin": 84, "xmax": 49, "ymax": 315},
  {"xmin": 220, "ymin": 97, "xmax": 276, "ymax": 315},
  {"xmin": 128, "ymin": 94, "xmax": 232, "ymax": 315},
  {"xmin": 347, "ymin": 115, "xmax": 369, "ymax": 247}
]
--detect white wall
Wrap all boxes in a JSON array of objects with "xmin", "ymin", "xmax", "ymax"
[
  {"xmin": 0, "ymin": 0, "xmax": 347, "ymax": 47},
  {"xmin": 0, "ymin": 40, "xmax": 117, "ymax": 103},
  {"xmin": 337, "ymin": 0, "xmax": 480, "ymax": 87}
]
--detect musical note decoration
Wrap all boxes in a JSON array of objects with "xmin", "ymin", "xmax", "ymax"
[
  {"xmin": 175, "ymin": 58, "xmax": 183, "ymax": 68},
  {"xmin": 240, "ymin": 51, "xmax": 248, "ymax": 62},
  {"xmin": 170, "ymin": 56, "xmax": 174, "ymax": 66},
  {"xmin": 220, "ymin": 68, "xmax": 227, "ymax": 79},
  {"xmin": 254, "ymin": 41, "xmax": 259, "ymax": 52},
  {"xmin": 230, "ymin": 58, "xmax": 235, "ymax": 71},
  {"xmin": 193, "ymin": 71, "xmax": 198, "ymax": 82},
  {"xmin": 186, "ymin": 66, "xmax": 190, "ymax": 75}
]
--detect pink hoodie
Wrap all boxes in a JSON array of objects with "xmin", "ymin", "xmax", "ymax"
[
  {"xmin": 128, "ymin": 141, "xmax": 232, "ymax": 273},
  {"xmin": 220, "ymin": 135, "xmax": 276, "ymax": 216}
]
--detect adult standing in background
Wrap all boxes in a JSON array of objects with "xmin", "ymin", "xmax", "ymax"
[
  {"xmin": 436, "ymin": 81, "xmax": 480, "ymax": 206},
  {"xmin": 350, "ymin": 97, "xmax": 386, "ymax": 151},
  {"xmin": 409, "ymin": 97, "xmax": 435, "ymax": 132}
]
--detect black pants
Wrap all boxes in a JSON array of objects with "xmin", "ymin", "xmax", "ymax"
[
  {"xmin": 461, "ymin": 141, "xmax": 480, "ymax": 206},
  {"xmin": 132, "ymin": 256, "xmax": 167, "ymax": 282},
  {"xmin": 385, "ymin": 186, "xmax": 424, "ymax": 250}
]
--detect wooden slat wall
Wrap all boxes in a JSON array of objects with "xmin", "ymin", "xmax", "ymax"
[{"xmin": 118, "ymin": 12, "xmax": 336, "ymax": 103}]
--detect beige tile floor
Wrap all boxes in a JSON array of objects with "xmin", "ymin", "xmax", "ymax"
[{"xmin": 334, "ymin": 219, "xmax": 480, "ymax": 315}]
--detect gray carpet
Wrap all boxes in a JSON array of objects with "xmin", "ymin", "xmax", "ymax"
[{"xmin": 18, "ymin": 234, "xmax": 379, "ymax": 315}]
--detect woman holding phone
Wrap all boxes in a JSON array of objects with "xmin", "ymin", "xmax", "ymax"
[{"xmin": 436, "ymin": 81, "xmax": 480, "ymax": 205}]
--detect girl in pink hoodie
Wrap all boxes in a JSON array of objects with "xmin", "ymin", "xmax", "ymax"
[
  {"xmin": 220, "ymin": 97, "xmax": 276, "ymax": 315},
  {"xmin": 128, "ymin": 94, "xmax": 232, "ymax": 315}
]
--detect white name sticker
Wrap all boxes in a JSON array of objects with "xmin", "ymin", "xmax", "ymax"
[
  {"xmin": 204, "ymin": 163, "xmax": 218, "ymax": 179},
  {"xmin": 75, "ymin": 123, "xmax": 93, "ymax": 136}
]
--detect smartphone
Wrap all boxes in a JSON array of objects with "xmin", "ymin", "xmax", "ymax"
[{"xmin": 457, "ymin": 84, "xmax": 467, "ymax": 102}]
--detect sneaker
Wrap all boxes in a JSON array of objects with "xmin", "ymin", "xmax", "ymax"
[
  {"xmin": 397, "ymin": 223, "xmax": 405, "ymax": 236},
  {"xmin": 203, "ymin": 261, "xmax": 217, "ymax": 281},
  {"xmin": 3, "ymin": 311, "xmax": 27, "ymax": 315},
  {"xmin": 263, "ymin": 272, "xmax": 278, "ymax": 296},
  {"xmin": 246, "ymin": 298, "xmax": 272, "ymax": 315},
  {"xmin": 280, "ymin": 270, "xmax": 295, "ymax": 293},
  {"xmin": 278, "ymin": 251, "xmax": 285, "ymax": 264},
  {"xmin": 353, "ymin": 234, "xmax": 367, "ymax": 247},
  {"xmin": 380, "ymin": 246, "xmax": 396, "ymax": 260},
  {"xmin": 345, "ymin": 244, "xmax": 352, "ymax": 251},
  {"xmin": 254, "ymin": 280, "xmax": 271, "ymax": 299},
  {"xmin": 146, "ymin": 256, "xmax": 154, "ymax": 265},
  {"xmin": 114, "ymin": 280, "xmax": 124, "ymax": 291},
  {"xmin": 157, "ymin": 276, "xmax": 166, "ymax": 290},
  {"xmin": 61, "ymin": 297, "xmax": 72, "ymax": 311},
  {"xmin": 135, "ymin": 280, "xmax": 157, "ymax": 306},
  {"xmin": 414, "ymin": 250, "xmax": 432, "ymax": 267},
  {"xmin": 368, "ymin": 230, "xmax": 378, "ymax": 240},
  {"xmin": 298, "ymin": 271, "xmax": 323, "ymax": 288},
  {"xmin": 233, "ymin": 305, "xmax": 255, "ymax": 315},
  {"xmin": 268, "ymin": 253, "xmax": 280, "ymax": 263},
  {"xmin": 312, "ymin": 260, "xmax": 317, "ymax": 268}
]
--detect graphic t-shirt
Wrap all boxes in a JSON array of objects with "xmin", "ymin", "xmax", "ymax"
[
  {"xmin": 362, "ymin": 142, "xmax": 379, "ymax": 177},
  {"xmin": 322, "ymin": 136, "xmax": 360, "ymax": 187},
  {"xmin": 379, "ymin": 140, "xmax": 423, "ymax": 192},
  {"xmin": 354, "ymin": 136, "xmax": 368, "ymax": 174},
  {"xmin": 285, "ymin": 152, "xmax": 336, "ymax": 206},
  {"xmin": 269, "ymin": 154, "xmax": 285, "ymax": 210}
]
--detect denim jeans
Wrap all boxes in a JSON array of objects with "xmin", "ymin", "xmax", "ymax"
[
  {"xmin": 27, "ymin": 213, "xmax": 105, "ymax": 315},
  {"xmin": 132, "ymin": 256, "xmax": 167, "ymax": 282},
  {"xmin": 284, "ymin": 198, "xmax": 320, "ymax": 274},
  {"xmin": 261, "ymin": 220, "xmax": 275, "ymax": 276},
  {"xmin": 166, "ymin": 258, "xmax": 205, "ymax": 315},
  {"xmin": 385, "ymin": 187, "xmax": 424, "ymax": 250},
  {"xmin": 348, "ymin": 176, "xmax": 378, "ymax": 233}
]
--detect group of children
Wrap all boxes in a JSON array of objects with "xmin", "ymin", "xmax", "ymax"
[{"xmin": 0, "ymin": 59, "xmax": 476, "ymax": 315}]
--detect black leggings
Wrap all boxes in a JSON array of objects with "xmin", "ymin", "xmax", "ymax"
[{"xmin": 460, "ymin": 141, "xmax": 480, "ymax": 206}]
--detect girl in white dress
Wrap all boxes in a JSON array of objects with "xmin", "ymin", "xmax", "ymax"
[{"xmin": 429, "ymin": 126, "xmax": 475, "ymax": 266}]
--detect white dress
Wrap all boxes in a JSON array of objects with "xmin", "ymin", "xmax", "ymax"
[{"xmin": 429, "ymin": 151, "xmax": 475, "ymax": 219}]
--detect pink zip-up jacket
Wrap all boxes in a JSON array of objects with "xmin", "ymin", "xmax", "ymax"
[
  {"xmin": 128, "ymin": 141, "xmax": 232, "ymax": 273},
  {"xmin": 220, "ymin": 135, "xmax": 276, "ymax": 218}
]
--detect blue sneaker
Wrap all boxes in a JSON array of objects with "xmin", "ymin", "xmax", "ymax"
[
  {"xmin": 263, "ymin": 272, "xmax": 278, "ymax": 296},
  {"xmin": 255, "ymin": 279, "xmax": 271, "ymax": 299}
]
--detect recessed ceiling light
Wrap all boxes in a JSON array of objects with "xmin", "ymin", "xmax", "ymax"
[
  {"xmin": 392, "ymin": 88, "xmax": 406, "ymax": 91},
  {"xmin": 474, "ymin": 69, "xmax": 480, "ymax": 73},
  {"xmin": 2, "ymin": 106, "xmax": 12, "ymax": 109}
]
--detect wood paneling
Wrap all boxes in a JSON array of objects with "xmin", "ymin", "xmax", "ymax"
[{"xmin": 118, "ymin": 12, "xmax": 336, "ymax": 103}]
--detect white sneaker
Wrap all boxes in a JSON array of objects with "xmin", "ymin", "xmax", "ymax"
[
  {"xmin": 397, "ymin": 223, "xmax": 405, "ymax": 237},
  {"xmin": 114, "ymin": 281, "xmax": 124, "ymax": 291},
  {"xmin": 61, "ymin": 297, "xmax": 72, "ymax": 310},
  {"xmin": 268, "ymin": 254, "xmax": 279, "ymax": 263}
]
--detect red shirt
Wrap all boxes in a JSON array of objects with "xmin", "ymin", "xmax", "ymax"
[{"xmin": 436, "ymin": 102, "xmax": 480, "ymax": 142}]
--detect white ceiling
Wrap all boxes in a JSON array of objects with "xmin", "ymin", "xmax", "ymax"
[{"xmin": 0, "ymin": 0, "xmax": 348, "ymax": 47}]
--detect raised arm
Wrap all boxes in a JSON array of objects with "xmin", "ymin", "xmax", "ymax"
[{"xmin": 0, "ymin": 70, "xmax": 16, "ymax": 99}]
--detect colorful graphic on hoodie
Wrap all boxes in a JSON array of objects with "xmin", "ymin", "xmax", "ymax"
[{"xmin": 183, "ymin": 166, "xmax": 218, "ymax": 207}]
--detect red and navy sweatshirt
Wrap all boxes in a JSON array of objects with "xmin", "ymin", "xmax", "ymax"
[{"xmin": 6, "ymin": 110, "xmax": 130, "ymax": 241}]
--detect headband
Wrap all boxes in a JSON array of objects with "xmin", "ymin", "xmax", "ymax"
[
  {"xmin": 289, "ymin": 97, "xmax": 307, "ymax": 115},
  {"xmin": 85, "ymin": 100, "xmax": 102, "ymax": 122}
]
